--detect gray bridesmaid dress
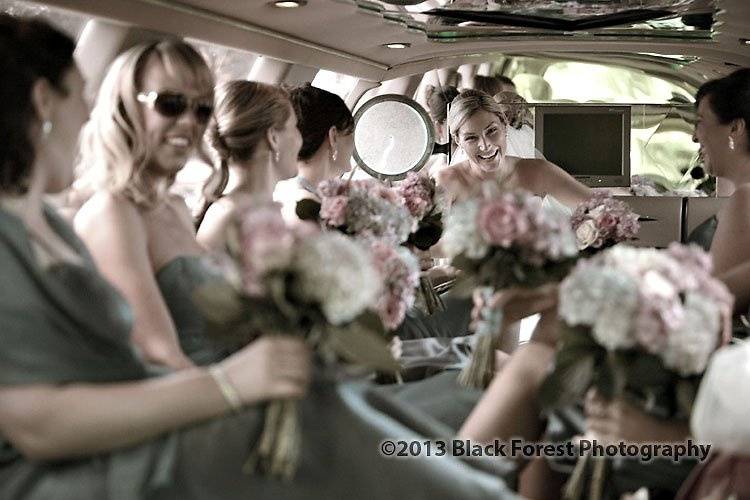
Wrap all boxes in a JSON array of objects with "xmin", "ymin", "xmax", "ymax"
[{"xmin": 0, "ymin": 205, "xmax": 518, "ymax": 500}]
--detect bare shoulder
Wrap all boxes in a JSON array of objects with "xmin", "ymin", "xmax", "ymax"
[
  {"xmin": 512, "ymin": 157, "xmax": 553, "ymax": 186},
  {"xmin": 436, "ymin": 160, "xmax": 469, "ymax": 184},
  {"xmin": 196, "ymin": 197, "xmax": 236, "ymax": 250},
  {"xmin": 720, "ymin": 184, "xmax": 750, "ymax": 222},
  {"xmin": 167, "ymin": 193, "xmax": 196, "ymax": 226},
  {"xmin": 74, "ymin": 191, "xmax": 144, "ymax": 236}
]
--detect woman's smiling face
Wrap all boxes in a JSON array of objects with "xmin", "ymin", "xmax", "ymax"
[{"xmin": 456, "ymin": 109, "xmax": 507, "ymax": 172}]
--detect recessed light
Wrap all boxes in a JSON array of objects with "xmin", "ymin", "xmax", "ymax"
[
  {"xmin": 270, "ymin": 0, "xmax": 306, "ymax": 8},
  {"xmin": 383, "ymin": 42, "xmax": 411, "ymax": 49},
  {"xmin": 740, "ymin": 38, "xmax": 750, "ymax": 45}
]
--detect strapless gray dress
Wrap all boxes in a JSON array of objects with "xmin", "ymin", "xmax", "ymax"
[
  {"xmin": 155, "ymin": 255, "xmax": 236, "ymax": 365},
  {"xmin": 0, "ymin": 205, "xmax": 517, "ymax": 500}
]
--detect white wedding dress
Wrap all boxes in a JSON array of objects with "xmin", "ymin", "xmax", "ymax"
[{"xmin": 691, "ymin": 341, "xmax": 750, "ymax": 454}]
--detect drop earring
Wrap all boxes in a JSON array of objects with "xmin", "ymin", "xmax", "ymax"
[
  {"xmin": 42, "ymin": 120, "xmax": 52, "ymax": 138},
  {"xmin": 274, "ymin": 150, "xmax": 280, "ymax": 163},
  {"xmin": 331, "ymin": 149, "xmax": 338, "ymax": 162},
  {"xmin": 729, "ymin": 136, "xmax": 736, "ymax": 151}
]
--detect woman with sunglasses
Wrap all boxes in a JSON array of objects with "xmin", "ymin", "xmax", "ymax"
[
  {"xmin": 273, "ymin": 83, "xmax": 354, "ymax": 224},
  {"xmin": 196, "ymin": 80, "xmax": 302, "ymax": 250},
  {"xmin": 74, "ymin": 41, "xmax": 299, "ymax": 368}
]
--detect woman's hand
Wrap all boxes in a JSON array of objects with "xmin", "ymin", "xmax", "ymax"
[
  {"xmin": 221, "ymin": 336, "xmax": 312, "ymax": 404},
  {"xmin": 584, "ymin": 389, "xmax": 690, "ymax": 444},
  {"xmin": 471, "ymin": 283, "xmax": 559, "ymax": 331}
]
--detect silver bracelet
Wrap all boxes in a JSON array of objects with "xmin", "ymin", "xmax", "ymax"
[{"xmin": 208, "ymin": 364, "xmax": 243, "ymax": 413}]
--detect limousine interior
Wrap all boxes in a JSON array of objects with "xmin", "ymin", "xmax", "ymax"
[
  {"xmin": 2, "ymin": 1, "xmax": 750, "ymax": 498},
  {"xmin": 9, "ymin": 0, "xmax": 745, "ymax": 248}
]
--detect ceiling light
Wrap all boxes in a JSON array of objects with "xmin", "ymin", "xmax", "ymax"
[
  {"xmin": 383, "ymin": 42, "xmax": 411, "ymax": 49},
  {"xmin": 741, "ymin": 38, "xmax": 750, "ymax": 46},
  {"xmin": 270, "ymin": 0, "xmax": 306, "ymax": 8}
]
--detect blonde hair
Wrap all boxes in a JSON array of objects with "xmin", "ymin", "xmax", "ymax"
[
  {"xmin": 201, "ymin": 80, "xmax": 292, "ymax": 205},
  {"xmin": 77, "ymin": 40, "xmax": 214, "ymax": 208},
  {"xmin": 448, "ymin": 89, "xmax": 507, "ymax": 143}
]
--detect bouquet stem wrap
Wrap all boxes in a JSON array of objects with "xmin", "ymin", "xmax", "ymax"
[
  {"xmin": 459, "ymin": 287, "xmax": 504, "ymax": 389},
  {"xmin": 416, "ymin": 275, "xmax": 445, "ymax": 316},
  {"xmin": 244, "ymin": 399, "xmax": 301, "ymax": 481}
]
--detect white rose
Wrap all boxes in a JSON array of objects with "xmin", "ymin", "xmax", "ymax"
[{"xmin": 575, "ymin": 219, "xmax": 599, "ymax": 250}]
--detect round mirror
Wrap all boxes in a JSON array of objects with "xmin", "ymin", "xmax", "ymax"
[{"xmin": 352, "ymin": 94, "xmax": 435, "ymax": 181}]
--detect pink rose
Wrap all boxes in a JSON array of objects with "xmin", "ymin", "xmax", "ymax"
[
  {"xmin": 477, "ymin": 199, "xmax": 528, "ymax": 247},
  {"xmin": 320, "ymin": 196, "xmax": 348, "ymax": 227}
]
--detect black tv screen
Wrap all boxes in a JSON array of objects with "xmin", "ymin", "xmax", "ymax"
[{"xmin": 535, "ymin": 105, "xmax": 631, "ymax": 187}]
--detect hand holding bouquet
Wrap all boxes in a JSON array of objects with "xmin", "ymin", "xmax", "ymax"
[
  {"xmin": 195, "ymin": 205, "xmax": 398, "ymax": 480},
  {"xmin": 441, "ymin": 185, "xmax": 579, "ymax": 387},
  {"xmin": 539, "ymin": 243, "xmax": 732, "ymax": 499}
]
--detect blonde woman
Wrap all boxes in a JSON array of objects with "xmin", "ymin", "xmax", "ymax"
[
  {"xmin": 438, "ymin": 89, "xmax": 590, "ymax": 210},
  {"xmin": 74, "ymin": 42, "xmax": 306, "ymax": 369},
  {"xmin": 197, "ymin": 80, "xmax": 302, "ymax": 250}
]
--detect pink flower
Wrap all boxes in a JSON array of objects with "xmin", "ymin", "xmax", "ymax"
[
  {"xmin": 237, "ymin": 205, "xmax": 295, "ymax": 295},
  {"xmin": 320, "ymin": 196, "xmax": 348, "ymax": 227},
  {"xmin": 318, "ymin": 178, "xmax": 349, "ymax": 197},
  {"xmin": 369, "ymin": 240, "xmax": 420, "ymax": 330},
  {"xmin": 398, "ymin": 172, "xmax": 435, "ymax": 220},
  {"xmin": 571, "ymin": 192, "xmax": 639, "ymax": 249},
  {"xmin": 477, "ymin": 198, "xmax": 528, "ymax": 247}
]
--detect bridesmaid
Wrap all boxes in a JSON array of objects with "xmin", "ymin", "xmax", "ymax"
[
  {"xmin": 273, "ymin": 83, "xmax": 355, "ymax": 223},
  {"xmin": 197, "ymin": 80, "xmax": 302, "ymax": 250},
  {"xmin": 74, "ymin": 42, "xmax": 252, "ymax": 367}
]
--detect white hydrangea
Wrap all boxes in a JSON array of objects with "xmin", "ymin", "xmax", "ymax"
[
  {"xmin": 663, "ymin": 292, "xmax": 721, "ymax": 376},
  {"xmin": 441, "ymin": 199, "xmax": 488, "ymax": 259},
  {"xmin": 294, "ymin": 232, "xmax": 381, "ymax": 325},
  {"xmin": 559, "ymin": 264, "xmax": 639, "ymax": 350}
]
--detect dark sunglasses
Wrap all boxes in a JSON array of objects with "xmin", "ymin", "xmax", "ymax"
[{"xmin": 136, "ymin": 91, "xmax": 214, "ymax": 124}]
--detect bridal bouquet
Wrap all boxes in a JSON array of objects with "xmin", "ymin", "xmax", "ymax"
[
  {"xmin": 369, "ymin": 239, "xmax": 420, "ymax": 330},
  {"xmin": 539, "ymin": 244, "xmax": 732, "ymax": 499},
  {"xmin": 442, "ymin": 186, "xmax": 579, "ymax": 387},
  {"xmin": 571, "ymin": 192, "xmax": 639, "ymax": 252},
  {"xmin": 397, "ymin": 172, "xmax": 446, "ymax": 251},
  {"xmin": 196, "ymin": 205, "xmax": 398, "ymax": 480},
  {"xmin": 296, "ymin": 178, "xmax": 416, "ymax": 246}
]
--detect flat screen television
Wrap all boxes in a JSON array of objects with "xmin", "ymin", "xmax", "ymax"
[{"xmin": 534, "ymin": 105, "xmax": 631, "ymax": 187}]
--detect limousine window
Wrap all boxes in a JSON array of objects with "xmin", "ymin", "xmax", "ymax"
[{"xmin": 312, "ymin": 69, "xmax": 359, "ymax": 100}]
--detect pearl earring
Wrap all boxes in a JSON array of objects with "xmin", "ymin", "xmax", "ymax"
[
  {"xmin": 42, "ymin": 120, "xmax": 53, "ymax": 138},
  {"xmin": 273, "ymin": 150, "xmax": 280, "ymax": 162},
  {"xmin": 729, "ymin": 136, "xmax": 736, "ymax": 151},
  {"xmin": 331, "ymin": 149, "xmax": 338, "ymax": 162}
]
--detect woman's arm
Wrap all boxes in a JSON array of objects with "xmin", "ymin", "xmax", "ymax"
[
  {"xmin": 0, "ymin": 337, "xmax": 310, "ymax": 461},
  {"xmin": 711, "ymin": 185, "xmax": 750, "ymax": 275},
  {"xmin": 584, "ymin": 389, "xmax": 690, "ymax": 444},
  {"xmin": 719, "ymin": 259, "xmax": 750, "ymax": 314},
  {"xmin": 522, "ymin": 159, "xmax": 592, "ymax": 208},
  {"xmin": 74, "ymin": 193, "xmax": 191, "ymax": 370}
]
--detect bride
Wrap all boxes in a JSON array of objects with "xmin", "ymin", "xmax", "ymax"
[{"xmin": 437, "ymin": 89, "xmax": 590, "ymax": 212}]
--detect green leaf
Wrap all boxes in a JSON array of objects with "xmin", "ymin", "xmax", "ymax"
[
  {"xmin": 326, "ymin": 324, "xmax": 400, "ymax": 373},
  {"xmin": 539, "ymin": 354, "xmax": 595, "ymax": 411},
  {"xmin": 295, "ymin": 198, "xmax": 321, "ymax": 221}
]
